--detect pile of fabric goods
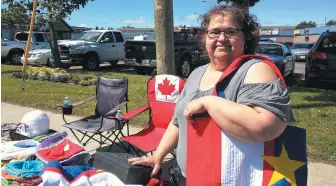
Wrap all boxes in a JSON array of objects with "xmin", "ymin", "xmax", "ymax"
[{"xmin": 1, "ymin": 110, "xmax": 136, "ymax": 186}]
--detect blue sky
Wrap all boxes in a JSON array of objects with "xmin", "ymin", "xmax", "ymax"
[{"xmin": 65, "ymin": 0, "xmax": 336, "ymax": 29}]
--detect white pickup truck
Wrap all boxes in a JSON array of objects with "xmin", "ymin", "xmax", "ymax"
[
  {"xmin": 51, "ymin": 30, "xmax": 126, "ymax": 70},
  {"xmin": 1, "ymin": 32, "xmax": 50, "ymax": 64}
]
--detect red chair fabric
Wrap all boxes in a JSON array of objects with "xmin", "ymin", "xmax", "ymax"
[{"xmin": 121, "ymin": 74, "xmax": 186, "ymax": 153}]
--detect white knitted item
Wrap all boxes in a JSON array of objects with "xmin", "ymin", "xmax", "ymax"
[{"xmin": 18, "ymin": 110, "xmax": 50, "ymax": 138}]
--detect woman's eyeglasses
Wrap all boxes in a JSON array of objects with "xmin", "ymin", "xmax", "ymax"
[{"xmin": 206, "ymin": 27, "xmax": 242, "ymax": 38}]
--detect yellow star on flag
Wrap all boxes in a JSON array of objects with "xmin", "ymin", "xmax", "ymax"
[{"xmin": 261, "ymin": 144, "xmax": 306, "ymax": 186}]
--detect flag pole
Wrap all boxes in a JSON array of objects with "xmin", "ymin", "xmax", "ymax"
[{"xmin": 22, "ymin": 0, "xmax": 38, "ymax": 92}]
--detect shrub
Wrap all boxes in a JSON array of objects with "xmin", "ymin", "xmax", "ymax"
[
  {"xmin": 10, "ymin": 72, "xmax": 23, "ymax": 79},
  {"xmin": 8, "ymin": 66, "xmax": 98, "ymax": 86},
  {"xmin": 83, "ymin": 76, "xmax": 95, "ymax": 81},
  {"xmin": 50, "ymin": 72, "xmax": 71, "ymax": 83},
  {"xmin": 89, "ymin": 78, "xmax": 97, "ymax": 85},
  {"xmin": 79, "ymin": 80, "xmax": 91, "ymax": 86}
]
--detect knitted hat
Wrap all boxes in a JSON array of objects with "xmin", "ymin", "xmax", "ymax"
[{"xmin": 17, "ymin": 110, "xmax": 50, "ymax": 138}]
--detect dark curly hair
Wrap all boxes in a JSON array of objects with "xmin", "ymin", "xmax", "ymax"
[{"xmin": 197, "ymin": 5, "xmax": 260, "ymax": 54}]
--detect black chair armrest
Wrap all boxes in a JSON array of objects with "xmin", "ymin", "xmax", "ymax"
[
  {"xmin": 103, "ymin": 101, "xmax": 128, "ymax": 117},
  {"xmin": 97, "ymin": 101, "xmax": 127, "ymax": 131},
  {"xmin": 56, "ymin": 95, "xmax": 96, "ymax": 108},
  {"xmin": 57, "ymin": 95, "xmax": 96, "ymax": 116}
]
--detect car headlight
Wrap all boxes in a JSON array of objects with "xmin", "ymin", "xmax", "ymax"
[
  {"xmin": 32, "ymin": 54, "xmax": 43, "ymax": 58},
  {"xmin": 70, "ymin": 46, "xmax": 86, "ymax": 53}
]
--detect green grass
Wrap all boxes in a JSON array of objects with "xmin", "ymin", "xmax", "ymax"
[
  {"xmin": 289, "ymin": 87, "xmax": 336, "ymax": 165},
  {"xmin": 2, "ymin": 64, "xmax": 336, "ymax": 165},
  {"xmin": 1, "ymin": 64, "xmax": 151, "ymax": 127}
]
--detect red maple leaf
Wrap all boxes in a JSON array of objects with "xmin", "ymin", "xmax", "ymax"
[{"xmin": 158, "ymin": 77, "xmax": 176, "ymax": 100}]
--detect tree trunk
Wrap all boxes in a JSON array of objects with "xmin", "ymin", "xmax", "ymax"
[
  {"xmin": 49, "ymin": 21, "xmax": 61, "ymax": 67},
  {"xmin": 154, "ymin": 0, "xmax": 175, "ymax": 75}
]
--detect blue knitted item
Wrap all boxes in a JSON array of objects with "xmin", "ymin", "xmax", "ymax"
[{"xmin": 3, "ymin": 160, "xmax": 45, "ymax": 178}]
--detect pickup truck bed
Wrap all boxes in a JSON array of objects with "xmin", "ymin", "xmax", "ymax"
[{"xmin": 124, "ymin": 38, "xmax": 209, "ymax": 77}]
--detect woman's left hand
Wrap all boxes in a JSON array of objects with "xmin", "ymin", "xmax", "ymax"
[{"xmin": 184, "ymin": 97, "xmax": 207, "ymax": 123}]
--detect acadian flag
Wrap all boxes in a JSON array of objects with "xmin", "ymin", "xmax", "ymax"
[{"xmin": 186, "ymin": 55, "xmax": 307, "ymax": 186}]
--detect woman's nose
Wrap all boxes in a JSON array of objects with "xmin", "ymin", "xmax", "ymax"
[{"xmin": 217, "ymin": 32, "xmax": 227, "ymax": 41}]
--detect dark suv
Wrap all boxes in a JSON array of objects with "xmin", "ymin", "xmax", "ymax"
[{"xmin": 305, "ymin": 31, "xmax": 336, "ymax": 86}]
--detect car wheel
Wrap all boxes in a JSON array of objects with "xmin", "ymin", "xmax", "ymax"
[
  {"xmin": 83, "ymin": 53, "xmax": 100, "ymax": 70},
  {"xmin": 8, "ymin": 50, "xmax": 24, "ymax": 65},
  {"xmin": 109, "ymin": 60, "xmax": 118, "ymax": 67},
  {"xmin": 281, "ymin": 65, "xmax": 286, "ymax": 78},
  {"xmin": 179, "ymin": 57, "xmax": 192, "ymax": 78},
  {"xmin": 289, "ymin": 62, "xmax": 295, "ymax": 77},
  {"xmin": 304, "ymin": 71, "xmax": 314, "ymax": 87},
  {"xmin": 134, "ymin": 67, "xmax": 154, "ymax": 76}
]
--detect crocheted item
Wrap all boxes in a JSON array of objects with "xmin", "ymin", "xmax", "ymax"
[
  {"xmin": 37, "ymin": 132, "xmax": 68, "ymax": 149},
  {"xmin": 36, "ymin": 133, "xmax": 88, "ymax": 166},
  {"xmin": 1, "ymin": 140, "xmax": 39, "ymax": 161},
  {"xmin": 1, "ymin": 123, "xmax": 17, "ymax": 142},
  {"xmin": 18, "ymin": 110, "xmax": 50, "ymax": 138},
  {"xmin": 37, "ymin": 139, "xmax": 85, "ymax": 163},
  {"xmin": 32, "ymin": 131, "xmax": 60, "ymax": 143},
  {"xmin": 1, "ymin": 171, "xmax": 42, "ymax": 186},
  {"xmin": 2, "ymin": 160, "xmax": 45, "ymax": 178}
]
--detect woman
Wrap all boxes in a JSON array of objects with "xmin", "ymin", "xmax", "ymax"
[{"xmin": 129, "ymin": 5, "xmax": 294, "ymax": 185}]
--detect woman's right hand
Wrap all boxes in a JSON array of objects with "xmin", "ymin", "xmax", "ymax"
[{"xmin": 128, "ymin": 155, "xmax": 162, "ymax": 177}]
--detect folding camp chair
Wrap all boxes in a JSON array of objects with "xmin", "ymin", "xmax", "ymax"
[
  {"xmin": 59, "ymin": 76, "xmax": 129, "ymax": 152},
  {"xmin": 118, "ymin": 74, "xmax": 186, "ymax": 156}
]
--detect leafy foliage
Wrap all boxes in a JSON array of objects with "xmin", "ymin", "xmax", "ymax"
[
  {"xmin": 217, "ymin": 0, "xmax": 260, "ymax": 7},
  {"xmin": 326, "ymin": 20, "xmax": 336, "ymax": 26},
  {"xmin": 9, "ymin": 66, "xmax": 98, "ymax": 86},
  {"xmin": 295, "ymin": 21, "xmax": 317, "ymax": 29},
  {"xmin": 2, "ymin": 0, "xmax": 96, "ymax": 67},
  {"xmin": 1, "ymin": 3, "xmax": 31, "ymax": 27}
]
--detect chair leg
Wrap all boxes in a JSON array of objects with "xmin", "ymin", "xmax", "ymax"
[
  {"xmin": 69, "ymin": 129, "xmax": 101, "ymax": 146},
  {"xmin": 106, "ymin": 130, "xmax": 129, "ymax": 152},
  {"xmin": 79, "ymin": 132, "xmax": 88, "ymax": 144},
  {"xmin": 69, "ymin": 129, "xmax": 82, "ymax": 143}
]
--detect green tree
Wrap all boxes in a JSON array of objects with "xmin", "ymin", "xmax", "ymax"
[
  {"xmin": 326, "ymin": 20, "xmax": 336, "ymax": 26},
  {"xmin": 1, "ymin": 3, "xmax": 31, "ymax": 28},
  {"xmin": 3, "ymin": 0, "xmax": 96, "ymax": 67},
  {"xmin": 217, "ymin": 0, "xmax": 260, "ymax": 8},
  {"xmin": 295, "ymin": 21, "xmax": 317, "ymax": 29}
]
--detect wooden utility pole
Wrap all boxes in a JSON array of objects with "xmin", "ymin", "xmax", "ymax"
[
  {"xmin": 154, "ymin": 0, "xmax": 175, "ymax": 75},
  {"xmin": 22, "ymin": 0, "xmax": 38, "ymax": 92}
]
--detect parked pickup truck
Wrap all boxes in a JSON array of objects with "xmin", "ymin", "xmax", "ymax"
[
  {"xmin": 124, "ymin": 27, "xmax": 210, "ymax": 77},
  {"xmin": 1, "ymin": 32, "xmax": 50, "ymax": 64},
  {"xmin": 51, "ymin": 30, "xmax": 126, "ymax": 70}
]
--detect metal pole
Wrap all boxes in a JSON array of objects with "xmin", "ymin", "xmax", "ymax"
[
  {"xmin": 22, "ymin": 0, "xmax": 38, "ymax": 92},
  {"xmin": 154, "ymin": 0, "xmax": 175, "ymax": 75}
]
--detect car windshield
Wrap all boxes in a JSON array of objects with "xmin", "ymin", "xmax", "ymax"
[
  {"xmin": 255, "ymin": 44, "xmax": 283, "ymax": 56},
  {"xmin": 292, "ymin": 43, "xmax": 314, "ymax": 49},
  {"xmin": 15, "ymin": 33, "xmax": 29, "ymax": 41},
  {"xmin": 78, "ymin": 32, "xmax": 102, "ymax": 42}
]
